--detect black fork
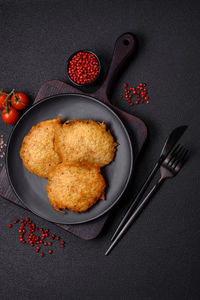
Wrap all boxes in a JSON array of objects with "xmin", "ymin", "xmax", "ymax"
[
  {"xmin": 105, "ymin": 145, "xmax": 188, "ymax": 255},
  {"xmin": 151, "ymin": 144, "xmax": 188, "ymax": 188}
]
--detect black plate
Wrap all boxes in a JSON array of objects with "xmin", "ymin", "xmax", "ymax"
[{"xmin": 6, "ymin": 94, "xmax": 133, "ymax": 224}]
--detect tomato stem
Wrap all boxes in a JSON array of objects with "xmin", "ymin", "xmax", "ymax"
[
  {"xmin": 2, "ymin": 89, "xmax": 15, "ymax": 111},
  {"xmin": 9, "ymin": 95, "xmax": 25, "ymax": 106}
]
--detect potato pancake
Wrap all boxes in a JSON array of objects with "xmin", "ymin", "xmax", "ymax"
[
  {"xmin": 20, "ymin": 117, "xmax": 62, "ymax": 178},
  {"xmin": 55, "ymin": 119, "xmax": 117, "ymax": 167},
  {"xmin": 46, "ymin": 162, "xmax": 106, "ymax": 213}
]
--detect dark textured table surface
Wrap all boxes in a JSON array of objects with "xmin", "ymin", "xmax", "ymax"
[{"xmin": 0, "ymin": 1, "xmax": 200, "ymax": 299}]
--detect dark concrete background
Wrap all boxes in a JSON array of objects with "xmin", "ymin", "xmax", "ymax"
[{"xmin": 0, "ymin": 0, "xmax": 200, "ymax": 299}]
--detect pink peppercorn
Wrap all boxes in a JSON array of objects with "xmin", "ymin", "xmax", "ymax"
[{"xmin": 68, "ymin": 51, "xmax": 99, "ymax": 85}]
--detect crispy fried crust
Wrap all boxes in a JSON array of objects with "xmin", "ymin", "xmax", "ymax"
[
  {"xmin": 46, "ymin": 162, "xmax": 106, "ymax": 213},
  {"xmin": 55, "ymin": 119, "xmax": 118, "ymax": 167},
  {"xmin": 20, "ymin": 117, "xmax": 62, "ymax": 178}
]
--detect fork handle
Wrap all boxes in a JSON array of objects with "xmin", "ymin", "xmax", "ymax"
[
  {"xmin": 111, "ymin": 161, "xmax": 161, "ymax": 241},
  {"xmin": 122, "ymin": 177, "xmax": 165, "ymax": 229},
  {"xmin": 105, "ymin": 177, "xmax": 165, "ymax": 256}
]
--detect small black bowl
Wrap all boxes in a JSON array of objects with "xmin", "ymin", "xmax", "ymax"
[{"xmin": 67, "ymin": 50, "xmax": 101, "ymax": 87}]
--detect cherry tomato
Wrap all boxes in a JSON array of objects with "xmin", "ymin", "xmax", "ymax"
[
  {"xmin": 1, "ymin": 107, "xmax": 19, "ymax": 124},
  {"xmin": 0, "ymin": 91, "xmax": 9, "ymax": 109},
  {"xmin": 11, "ymin": 92, "xmax": 29, "ymax": 110}
]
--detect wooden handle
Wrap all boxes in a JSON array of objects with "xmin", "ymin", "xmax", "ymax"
[{"xmin": 92, "ymin": 33, "xmax": 136, "ymax": 104}]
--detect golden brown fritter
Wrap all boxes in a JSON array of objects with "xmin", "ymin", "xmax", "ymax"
[
  {"xmin": 46, "ymin": 162, "xmax": 106, "ymax": 213},
  {"xmin": 55, "ymin": 119, "xmax": 118, "ymax": 167},
  {"xmin": 20, "ymin": 117, "xmax": 62, "ymax": 178}
]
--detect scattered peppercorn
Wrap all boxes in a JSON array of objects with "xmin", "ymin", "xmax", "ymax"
[
  {"xmin": 7, "ymin": 218, "xmax": 65, "ymax": 258},
  {"xmin": 68, "ymin": 51, "xmax": 99, "ymax": 85},
  {"xmin": 121, "ymin": 82, "xmax": 151, "ymax": 107},
  {"xmin": 13, "ymin": 219, "xmax": 19, "ymax": 224}
]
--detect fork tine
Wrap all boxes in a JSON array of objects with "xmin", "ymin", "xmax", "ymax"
[
  {"xmin": 178, "ymin": 148, "xmax": 188, "ymax": 162},
  {"xmin": 171, "ymin": 144, "xmax": 181, "ymax": 156},
  {"xmin": 167, "ymin": 144, "xmax": 182, "ymax": 166},
  {"xmin": 173, "ymin": 148, "xmax": 188, "ymax": 168},
  {"xmin": 176, "ymin": 149, "xmax": 188, "ymax": 165},
  {"xmin": 174, "ymin": 145, "xmax": 184, "ymax": 157},
  {"xmin": 169, "ymin": 155, "xmax": 177, "ymax": 166}
]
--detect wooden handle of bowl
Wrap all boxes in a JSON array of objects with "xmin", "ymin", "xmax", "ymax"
[{"xmin": 92, "ymin": 33, "xmax": 136, "ymax": 104}]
